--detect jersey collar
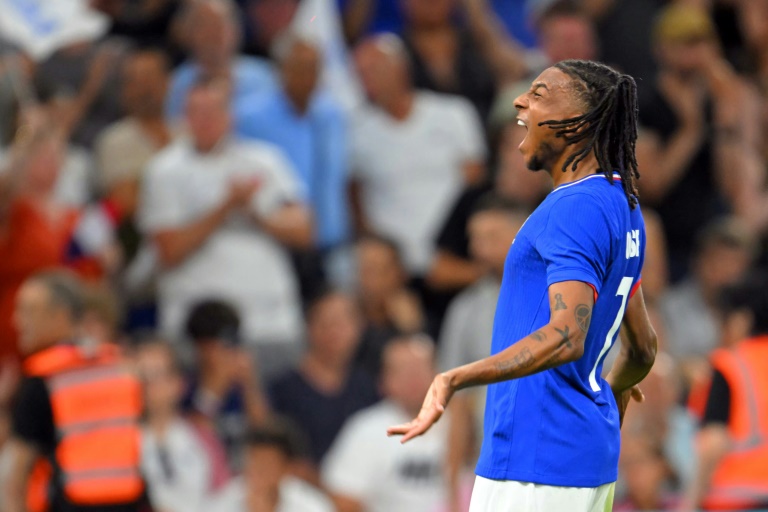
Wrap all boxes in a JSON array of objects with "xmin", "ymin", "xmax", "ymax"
[{"xmin": 552, "ymin": 172, "xmax": 622, "ymax": 194}]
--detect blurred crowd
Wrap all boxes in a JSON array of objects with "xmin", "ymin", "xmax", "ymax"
[{"xmin": 1, "ymin": 0, "xmax": 768, "ymax": 511}]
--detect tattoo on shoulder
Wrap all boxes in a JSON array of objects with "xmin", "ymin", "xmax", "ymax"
[
  {"xmin": 530, "ymin": 330, "xmax": 547, "ymax": 342},
  {"xmin": 554, "ymin": 325, "xmax": 573, "ymax": 349},
  {"xmin": 575, "ymin": 304, "xmax": 592, "ymax": 333},
  {"xmin": 495, "ymin": 347, "xmax": 535, "ymax": 374},
  {"xmin": 554, "ymin": 293, "xmax": 567, "ymax": 311}
]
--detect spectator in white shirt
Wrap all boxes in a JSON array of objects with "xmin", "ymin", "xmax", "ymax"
[
  {"xmin": 349, "ymin": 34, "xmax": 487, "ymax": 278},
  {"xmin": 136, "ymin": 340, "xmax": 231, "ymax": 512},
  {"xmin": 139, "ymin": 78, "xmax": 313, "ymax": 377},
  {"xmin": 322, "ymin": 334, "xmax": 449, "ymax": 512},
  {"xmin": 438, "ymin": 195, "xmax": 529, "ymax": 510},
  {"xmin": 213, "ymin": 420, "xmax": 335, "ymax": 512}
]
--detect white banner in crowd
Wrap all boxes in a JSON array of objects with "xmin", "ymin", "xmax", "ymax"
[
  {"xmin": 0, "ymin": 0, "xmax": 109, "ymax": 61},
  {"xmin": 290, "ymin": 0, "xmax": 363, "ymax": 111}
]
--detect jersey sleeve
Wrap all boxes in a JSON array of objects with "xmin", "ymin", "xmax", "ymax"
[{"xmin": 535, "ymin": 193, "xmax": 611, "ymax": 294}]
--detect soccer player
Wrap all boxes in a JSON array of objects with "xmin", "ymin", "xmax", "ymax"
[{"xmin": 387, "ymin": 59, "xmax": 658, "ymax": 512}]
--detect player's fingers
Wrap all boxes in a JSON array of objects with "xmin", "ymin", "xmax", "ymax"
[
  {"xmin": 386, "ymin": 422, "xmax": 415, "ymax": 437},
  {"xmin": 400, "ymin": 423, "xmax": 429, "ymax": 444}
]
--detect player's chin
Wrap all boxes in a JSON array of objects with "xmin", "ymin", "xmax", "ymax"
[{"xmin": 524, "ymin": 154, "xmax": 546, "ymax": 172}]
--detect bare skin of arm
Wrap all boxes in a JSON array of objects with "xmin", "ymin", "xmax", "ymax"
[
  {"xmin": 605, "ymin": 286, "xmax": 658, "ymax": 425},
  {"xmin": 426, "ymin": 251, "xmax": 483, "ymax": 291},
  {"xmin": 635, "ymin": 74, "xmax": 706, "ymax": 203},
  {"xmin": 329, "ymin": 494, "xmax": 365, "ymax": 512},
  {"xmin": 153, "ymin": 180, "xmax": 258, "ymax": 268},
  {"xmin": 681, "ymin": 424, "xmax": 731, "ymax": 510},
  {"xmin": 253, "ymin": 203, "xmax": 314, "ymax": 250},
  {"xmin": 2, "ymin": 438, "xmax": 38, "ymax": 512},
  {"xmin": 426, "ymin": 159, "xmax": 486, "ymax": 290},
  {"xmin": 462, "ymin": 0, "xmax": 528, "ymax": 84},
  {"xmin": 388, "ymin": 280, "xmax": 594, "ymax": 442}
]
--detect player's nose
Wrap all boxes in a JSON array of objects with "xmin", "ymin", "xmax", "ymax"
[{"xmin": 513, "ymin": 93, "xmax": 527, "ymax": 111}]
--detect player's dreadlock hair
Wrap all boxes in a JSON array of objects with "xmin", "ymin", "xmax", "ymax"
[{"xmin": 539, "ymin": 60, "xmax": 641, "ymax": 209}]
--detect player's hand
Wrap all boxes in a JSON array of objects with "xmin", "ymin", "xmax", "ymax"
[
  {"xmin": 614, "ymin": 384, "xmax": 645, "ymax": 428},
  {"xmin": 387, "ymin": 373, "xmax": 454, "ymax": 443}
]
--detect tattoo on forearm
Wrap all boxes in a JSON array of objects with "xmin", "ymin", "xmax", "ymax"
[
  {"xmin": 554, "ymin": 325, "xmax": 573, "ymax": 349},
  {"xmin": 495, "ymin": 347, "xmax": 535, "ymax": 374},
  {"xmin": 530, "ymin": 330, "xmax": 547, "ymax": 342},
  {"xmin": 554, "ymin": 293, "xmax": 567, "ymax": 311},
  {"xmin": 575, "ymin": 304, "xmax": 592, "ymax": 333}
]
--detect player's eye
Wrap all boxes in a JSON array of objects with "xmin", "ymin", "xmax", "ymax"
[{"xmin": 532, "ymin": 92, "xmax": 542, "ymax": 99}]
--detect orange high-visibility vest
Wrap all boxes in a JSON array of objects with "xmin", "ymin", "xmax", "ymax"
[
  {"xmin": 703, "ymin": 337, "xmax": 768, "ymax": 511},
  {"xmin": 23, "ymin": 343, "xmax": 144, "ymax": 507}
]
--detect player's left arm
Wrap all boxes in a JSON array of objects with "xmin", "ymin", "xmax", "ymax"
[
  {"xmin": 388, "ymin": 280, "xmax": 592, "ymax": 442},
  {"xmin": 447, "ymin": 280, "xmax": 593, "ymax": 387}
]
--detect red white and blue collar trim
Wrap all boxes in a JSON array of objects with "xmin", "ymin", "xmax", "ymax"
[{"xmin": 553, "ymin": 171, "xmax": 622, "ymax": 193}]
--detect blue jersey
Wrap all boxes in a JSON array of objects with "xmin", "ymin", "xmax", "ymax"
[{"xmin": 476, "ymin": 172, "xmax": 645, "ymax": 487}]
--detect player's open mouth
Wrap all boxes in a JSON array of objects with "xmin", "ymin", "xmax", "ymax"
[{"xmin": 517, "ymin": 118, "xmax": 527, "ymax": 130}]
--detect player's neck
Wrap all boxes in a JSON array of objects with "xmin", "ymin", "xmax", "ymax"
[{"xmin": 548, "ymin": 150, "xmax": 601, "ymax": 188}]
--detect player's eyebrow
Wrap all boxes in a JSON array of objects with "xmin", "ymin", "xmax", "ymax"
[{"xmin": 531, "ymin": 82, "xmax": 549, "ymax": 93}]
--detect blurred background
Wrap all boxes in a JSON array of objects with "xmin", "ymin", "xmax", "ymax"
[{"xmin": 0, "ymin": 0, "xmax": 767, "ymax": 511}]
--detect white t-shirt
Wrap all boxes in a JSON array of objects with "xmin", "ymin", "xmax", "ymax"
[
  {"xmin": 212, "ymin": 475, "xmax": 335, "ymax": 512},
  {"xmin": 139, "ymin": 137, "xmax": 305, "ymax": 345},
  {"xmin": 322, "ymin": 400, "xmax": 449, "ymax": 512},
  {"xmin": 351, "ymin": 92, "xmax": 486, "ymax": 275},
  {"xmin": 141, "ymin": 419, "xmax": 217, "ymax": 512}
]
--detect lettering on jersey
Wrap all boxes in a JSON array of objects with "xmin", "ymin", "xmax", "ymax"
[
  {"xmin": 398, "ymin": 459, "xmax": 441, "ymax": 485},
  {"xmin": 626, "ymin": 230, "xmax": 640, "ymax": 259}
]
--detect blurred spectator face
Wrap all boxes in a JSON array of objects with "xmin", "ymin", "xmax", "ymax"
[
  {"xmin": 122, "ymin": 51, "xmax": 169, "ymax": 118},
  {"xmin": 619, "ymin": 435, "xmax": 671, "ymax": 509},
  {"xmin": 188, "ymin": 1, "xmax": 239, "ymax": 69},
  {"xmin": 381, "ymin": 337, "xmax": 435, "ymax": 414},
  {"xmin": 539, "ymin": 14, "xmax": 597, "ymax": 63},
  {"xmin": 14, "ymin": 280, "xmax": 70, "ymax": 355},
  {"xmin": 354, "ymin": 39, "xmax": 409, "ymax": 106},
  {"xmin": 248, "ymin": 0, "xmax": 299, "ymax": 51},
  {"xmin": 402, "ymin": 0, "xmax": 456, "ymax": 28},
  {"xmin": 197, "ymin": 337, "xmax": 238, "ymax": 375},
  {"xmin": 186, "ymin": 84, "xmax": 231, "ymax": 152},
  {"xmin": 244, "ymin": 443, "xmax": 287, "ymax": 494},
  {"xmin": 720, "ymin": 306, "xmax": 752, "ymax": 348},
  {"xmin": 280, "ymin": 40, "xmax": 321, "ymax": 106},
  {"xmin": 22, "ymin": 133, "xmax": 64, "ymax": 193},
  {"xmin": 136, "ymin": 344, "xmax": 184, "ymax": 419},
  {"xmin": 657, "ymin": 38, "xmax": 715, "ymax": 76},
  {"xmin": 468, "ymin": 210, "xmax": 524, "ymax": 276},
  {"xmin": 80, "ymin": 286, "xmax": 121, "ymax": 345},
  {"xmin": 307, "ymin": 293, "xmax": 362, "ymax": 366},
  {"xmin": 653, "ymin": 5, "xmax": 717, "ymax": 77},
  {"xmin": 357, "ymin": 238, "xmax": 407, "ymax": 302},
  {"xmin": 495, "ymin": 123, "xmax": 551, "ymax": 203}
]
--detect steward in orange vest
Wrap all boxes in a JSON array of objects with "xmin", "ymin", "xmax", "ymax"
[
  {"xmin": 690, "ymin": 275, "xmax": 768, "ymax": 511},
  {"xmin": 4, "ymin": 271, "xmax": 146, "ymax": 512}
]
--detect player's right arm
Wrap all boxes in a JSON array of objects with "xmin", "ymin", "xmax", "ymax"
[{"xmin": 605, "ymin": 285, "xmax": 658, "ymax": 425}]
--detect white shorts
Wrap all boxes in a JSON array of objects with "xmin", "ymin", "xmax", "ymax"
[{"xmin": 469, "ymin": 476, "xmax": 616, "ymax": 512}]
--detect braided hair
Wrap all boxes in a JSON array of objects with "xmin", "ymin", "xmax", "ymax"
[{"xmin": 539, "ymin": 60, "xmax": 641, "ymax": 208}]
